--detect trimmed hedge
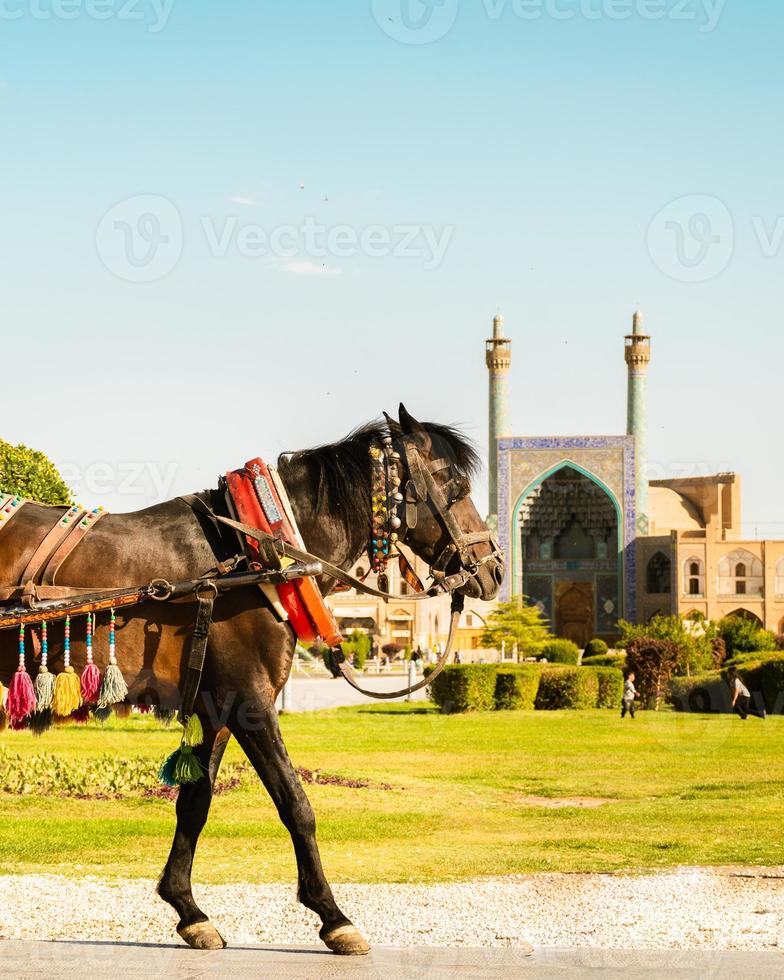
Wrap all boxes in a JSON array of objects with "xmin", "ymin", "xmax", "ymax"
[
  {"xmin": 428, "ymin": 664, "xmax": 498, "ymax": 713},
  {"xmin": 535, "ymin": 668, "xmax": 599, "ymax": 710},
  {"xmin": 494, "ymin": 666, "xmax": 541, "ymax": 711},
  {"xmin": 594, "ymin": 667, "xmax": 624, "ymax": 708},
  {"xmin": 584, "ymin": 638, "xmax": 609, "ymax": 657},
  {"xmin": 427, "ymin": 663, "xmax": 624, "ymax": 712},
  {"xmin": 669, "ymin": 657, "xmax": 784, "ymax": 714},
  {"xmin": 540, "ymin": 639, "xmax": 581, "ymax": 665},
  {"xmin": 582, "ymin": 652, "xmax": 626, "ymax": 670}
]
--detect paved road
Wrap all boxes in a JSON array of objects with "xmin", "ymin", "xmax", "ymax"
[
  {"xmin": 4, "ymin": 941, "xmax": 784, "ymax": 979},
  {"xmin": 276, "ymin": 674, "xmax": 427, "ymax": 712}
]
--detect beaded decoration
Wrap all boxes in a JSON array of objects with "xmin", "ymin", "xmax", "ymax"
[
  {"xmin": 52, "ymin": 615, "xmax": 82, "ymax": 717},
  {"xmin": 368, "ymin": 436, "xmax": 403, "ymax": 591},
  {"xmin": 0, "ymin": 494, "xmax": 24, "ymax": 530},
  {"xmin": 98, "ymin": 608, "xmax": 128, "ymax": 710},
  {"xmin": 33, "ymin": 621, "xmax": 55, "ymax": 710}
]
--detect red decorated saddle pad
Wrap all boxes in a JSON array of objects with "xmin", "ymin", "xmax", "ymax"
[{"xmin": 225, "ymin": 458, "xmax": 342, "ymax": 648}]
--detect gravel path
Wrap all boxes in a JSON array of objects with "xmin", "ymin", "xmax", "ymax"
[{"xmin": 1, "ymin": 869, "xmax": 783, "ymax": 950}]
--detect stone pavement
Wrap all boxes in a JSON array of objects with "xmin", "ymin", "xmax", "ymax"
[{"xmin": 3, "ymin": 941, "xmax": 784, "ymax": 979}]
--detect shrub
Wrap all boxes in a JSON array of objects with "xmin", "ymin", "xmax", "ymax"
[
  {"xmin": 493, "ymin": 666, "xmax": 541, "ymax": 710},
  {"xmin": 717, "ymin": 617, "xmax": 776, "ymax": 657},
  {"xmin": 535, "ymin": 668, "xmax": 598, "ymax": 710},
  {"xmin": 625, "ymin": 637, "xmax": 679, "ymax": 710},
  {"xmin": 342, "ymin": 629, "xmax": 371, "ymax": 670},
  {"xmin": 540, "ymin": 639, "xmax": 580, "ymax": 665},
  {"xmin": 593, "ymin": 667, "xmax": 624, "ymax": 708},
  {"xmin": 668, "ymin": 673, "xmax": 732, "ymax": 713},
  {"xmin": 382, "ymin": 643, "xmax": 403, "ymax": 658},
  {"xmin": 428, "ymin": 664, "xmax": 498, "ymax": 713},
  {"xmin": 618, "ymin": 615, "xmax": 713, "ymax": 676},
  {"xmin": 0, "ymin": 440, "xmax": 71, "ymax": 505},
  {"xmin": 584, "ymin": 638, "xmax": 608, "ymax": 658},
  {"xmin": 744, "ymin": 658, "xmax": 784, "ymax": 713},
  {"xmin": 775, "ymin": 633, "xmax": 784, "ymax": 651},
  {"xmin": 582, "ymin": 652, "xmax": 626, "ymax": 670}
]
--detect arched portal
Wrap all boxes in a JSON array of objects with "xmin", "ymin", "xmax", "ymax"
[
  {"xmin": 725, "ymin": 608, "xmax": 763, "ymax": 627},
  {"xmin": 514, "ymin": 462, "xmax": 622, "ymax": 641}
]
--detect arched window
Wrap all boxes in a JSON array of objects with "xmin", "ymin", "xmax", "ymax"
[
  {"xmin": 718, "ymin": 550, "xmax": 763, "ymax": 597},
  {"xmin": 683, "ymin": 556, "xmax": 705, "ymax": 597},
  {"xmin": 646, "ymin": 552, "xmax": 671, "ymax": 594},
  {"xmin": 776, "ymin": 558, "xmax": 784, "ymax": 596}
]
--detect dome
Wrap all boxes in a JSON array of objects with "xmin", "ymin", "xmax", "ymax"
[{"xmin": 648, "ymin": 486, "xmax": 704, "ymax": 532}]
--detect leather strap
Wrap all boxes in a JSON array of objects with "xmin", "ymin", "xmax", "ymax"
[
  {"xmin": 335, "ymin": 597, "xmax": 463, "ymax": 700},
  {"xmin": 0, "ymin": 494, "xmax": 26, "ymax": 532},
  {"xmin": 178, "ymin": 584, "xmax": 216, "ymax": 723},
  {"xmin": 19, "ymin": 504, "xmax": 85, "ymax": 593},
  {"xmin": 41, "ymin": 508, "xmax": 106, "ymax": 585}
]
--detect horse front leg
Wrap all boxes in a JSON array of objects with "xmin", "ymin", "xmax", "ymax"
[
  {"xmin": 229, "ymin": 695, "xmax": 370, "ymax": 956},
  {"xmin": 157, "ymin": 721, "xmax": 231, "ymax": 949}
]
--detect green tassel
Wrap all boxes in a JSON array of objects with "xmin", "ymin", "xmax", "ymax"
[
  {"xmin": 183, "ymin": 714, "xmax": 203, "ymax": 748},
  {"xmin": 34, "ymin": 669, "xmax": 55, "ymax": 711},
  {"xmin": 98, "ymin": 663, "xmax": 128, "ymax": 709},
  {"xmin": 174, "ymin": 745, "xmax": 205, "ymax": 784},
  {"xmin": 158, "ymin": 749, "xmax": 181, "ymax": 787}
]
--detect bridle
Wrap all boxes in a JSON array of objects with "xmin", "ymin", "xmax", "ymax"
[{"xmin": 367, "ymin": 432, "xmax": 504, "ymax": 598}]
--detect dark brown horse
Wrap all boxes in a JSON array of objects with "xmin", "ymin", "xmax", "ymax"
[{"xmin": 0, "ymin": 406, "xmax": 502, "ymax": 954}]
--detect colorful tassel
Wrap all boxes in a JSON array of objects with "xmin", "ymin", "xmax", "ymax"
[
  {"xmin": 98, "ymin": 609, "xmax": 127, "ymax": 710},
  {"xmin": 80, "ymin": 614, "xmax": 101, "ymax": 702},
  {"xmin": 53, "ymin": 616, "xmax": 82, "ymax": 717},
  {"xmin": 158, "ymin": 713, "xmax": 205, "ymax": 786},
  {"xmin": 33, "ymin": 622, "xmax": 55, "ymax": 710},
  {"xmin": 8, "ymin": 625, "xmax": 37, "ymax": 728}
]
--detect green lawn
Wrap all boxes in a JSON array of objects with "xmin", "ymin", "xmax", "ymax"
[{"xmin": 0, "ymin": 706, "xmax": 781, "ymax": 883}]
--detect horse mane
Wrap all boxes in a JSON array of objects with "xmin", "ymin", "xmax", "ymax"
[{"xmin": 278, "ymin": 419, "xmax": 479, "ymax": 518}]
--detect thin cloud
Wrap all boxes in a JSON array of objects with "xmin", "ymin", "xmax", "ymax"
[
  {"xmin": 279, "ymin": 260, "xmax": 341, "ymax": 277},
  {"xmin": 228, "ymin": 194, "xmax": 259, "ymax": 206}
]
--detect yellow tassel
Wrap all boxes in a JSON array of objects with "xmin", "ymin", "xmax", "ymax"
[
  {"xmin": 53, "ymin": 666, "xmax": 82, "ymax": 717},
  {"xmin": 183, "ymin": 714, "xmax": 203, "ymax": 748}
]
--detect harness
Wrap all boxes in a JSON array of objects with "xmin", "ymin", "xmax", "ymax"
[{"xmin": 0, "ymin": 429, "xmax": 503, "ymax": 716}]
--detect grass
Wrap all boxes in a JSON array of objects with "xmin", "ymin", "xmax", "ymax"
[{"xmin": 0, "ymin": 706, "xmax": 782, "ymax": 883}]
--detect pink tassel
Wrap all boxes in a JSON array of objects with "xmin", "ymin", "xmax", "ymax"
[
  {"xmin": 80, "ymin": 663, "xmax": 101, "ymax": 702},
  {"xmin": 8, "ymin": 669, "xmax": 37, "ymax": 728},
  {"xmin": 80, "ymin": 614, "xmax": 101, "ymax": 702},
  {"xmin": 8, "ymin": 625, "xmax": 36, "ymax": 728}
]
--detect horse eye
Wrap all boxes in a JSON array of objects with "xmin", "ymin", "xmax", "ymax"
[{"xmin": 451, "ymin": 478, "xmax": 470, "ymax": 503}]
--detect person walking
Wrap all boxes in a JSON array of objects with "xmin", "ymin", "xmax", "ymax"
[
  {"xmin": 621, "ymin": 672, "xmax": 638, "ymax": 719},
  {"xmin": 727, "ymin": 666, "xmax": 766, "ymax": 719}
]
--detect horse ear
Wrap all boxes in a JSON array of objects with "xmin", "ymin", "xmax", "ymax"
[
  {"xmin": 398, "ymin": 403, "xmax": 420, "ymax": 433},
  {"xmin": 383, "ymin": 411, "xmax": 396, "ymax": 431},
  {"xmin": 398, "ymin": 404, "xmax": 431, "ymax": 450}
]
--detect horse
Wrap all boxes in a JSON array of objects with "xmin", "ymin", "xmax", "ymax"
[{"xmin": 0, "ymin": 405, "xmax": 503, "ymax": 954}]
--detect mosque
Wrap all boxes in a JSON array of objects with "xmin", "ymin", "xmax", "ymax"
[
  {"xmin": 326, "ymin": 313, "xmax": 784, "ymax": 657},
  {"xmin": 488, "ymin": 312, "xmax": 784, "ymax": 645}
]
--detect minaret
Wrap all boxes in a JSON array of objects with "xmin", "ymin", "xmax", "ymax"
[
  {"xmin": 625, "ymin": 309, "xmax": 651, "ymax": 533},
  {"xmin": 485, "ymin": 312, "xmax": 512, "ymax": 526}
]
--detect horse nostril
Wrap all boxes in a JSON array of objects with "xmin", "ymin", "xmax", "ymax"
[{"xmin": 494, "ymin": 564, "xmax": 505, "ymax": 585}]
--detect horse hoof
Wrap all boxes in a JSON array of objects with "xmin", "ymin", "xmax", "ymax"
[
  {"xmin": 321, "ymin": 924, "xmax": 371, "ymax": 955},
  {"xmin": 177, "ymin": 920, "xmax": 227, "ymax": 950}
]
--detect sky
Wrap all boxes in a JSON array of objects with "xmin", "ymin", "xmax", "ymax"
[{"xmin": 0, "ymin": 0, "xmax": 782, "ymax": 536}]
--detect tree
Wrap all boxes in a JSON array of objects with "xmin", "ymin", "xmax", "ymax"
[
  {"xmin": 0, "ymin": 439, "xmax": 71, "ymax": 505},
  {"xmin": 342, "ymin": 629, "xmax": 371, "ymax": 670},
  {"xmin": 625, "ymin": 637, "xmax": 679, "ymax": 710},
  {"xmin": 716, "ymin": 616, "xmax": 776, "ymax": 658},
  {"xmin": 617, "ymin": 614, "xmax": 713, "ymax": 677},
  {"xmin": 480, "ymin": 597, "xmax": 551, "ymax": 660}
]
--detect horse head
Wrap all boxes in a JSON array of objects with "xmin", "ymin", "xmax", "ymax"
[{"xmin": 386, "ymin": 404, "xmax": 504, "ymax": 602}]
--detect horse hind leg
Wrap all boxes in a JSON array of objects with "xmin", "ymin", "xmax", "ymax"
[
  {"xmin": 157, "ymin": 722, "xmax": 231, "ymax": 950},
  {"xmin": 229, "ymin": 696, "xmax": 370, "ymax": 956}
]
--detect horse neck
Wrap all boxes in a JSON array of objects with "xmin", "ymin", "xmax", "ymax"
[{"xmin": 279, "ymin": 459, "xmax": 367, "ymax": 572}]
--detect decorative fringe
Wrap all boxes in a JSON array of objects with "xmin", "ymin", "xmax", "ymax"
[
  {"xmin": 158, "ymin": 714, "xmax": 205, "ymax": 786},
  {"xmin": 7, "ymin": 669, "xmax": 36, "ymax": 727},
  {"xmin": 80, "ymin": 663, "xmax": 101, "ymax": 703},
  {"xmin": 34, "ymin": 669, "xmax": 55, "ymax": 712},
  {"xmin": 98, "ymin": 664, "xmax": 128, "ymax": 708},
  {"xmin": 93, "ymin": 705, "xmax": 114, "ymax": 723},
  {"xmin": 53, "ymin": 666, "xmax": 82, "ymax": 717},
  {"xmin": 70, "ymin": 704, "xmax": 92, "ymax": 725},
  {"xmin": 0, "ymin": 681, "xmax": 6, "ymax": 733},
  {"xmin": 153, "ymin": 706, "xmax": 177, "ymax": 726}
]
